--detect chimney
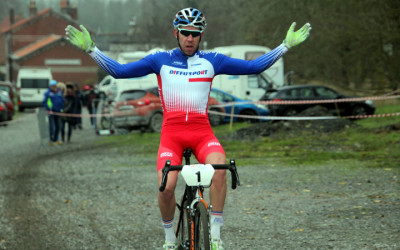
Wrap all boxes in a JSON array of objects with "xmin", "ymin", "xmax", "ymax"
[
  {"xmin": 9, "ymin": 9, "xmax": 15, "ymax": 25},
  {"xmin": 60, "ymin": 0, "xmax": 78, "ymax": 20},
  {"xmin": 29, "ymin": 1, "xmax": 37, "ymax": 16}
]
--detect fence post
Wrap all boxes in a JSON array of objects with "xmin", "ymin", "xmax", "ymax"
[{"xmin": 37, "ymin": 107, "xmax": 49, "ymax": 146}]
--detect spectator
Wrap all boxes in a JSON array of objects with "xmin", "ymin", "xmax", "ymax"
[
  {"xmin": 57, "ymin": 82, "xmax": 67, "ymax": 143},
  {"xmin": 74, "ymin": 82, "xmax": 84, "ymax": 129},
  {"xmin": 63, "ymin": 84, "xmax": 80, "ymax": 143},
  {"xmin": 83, "ymin": 84, "xmax": 100, "ymax": 128},
  {"xmin": 42, "ymin": 80, "xmax": 65, "ymax": 146}
]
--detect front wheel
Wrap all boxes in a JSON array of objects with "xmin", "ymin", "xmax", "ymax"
[
  {"xmin": 352, "ymin": 105, "xmax": 368, "ymax": 116},
  {"xmin": 208, "ymin": 108, "xmax": 222, "ymax": 127},
  {"xmin": 100, "ymin": 116, "xmax": 112, "ymax": 129},
  {"xmin": 238, "ymin": 109, "xmax": 258, "ymax": 123},
  {"xmin": 177, "ymin": 200, "xmax": 191, "ymax": 250},
  {"xmin": 194, "ymin": 202, "xmax": 210, "ymax": 250},
  {"xmin": 149, "ymin": 112, "xmax": 163, "ymax": 132},
  {"xmin": 283, "ymin": 108, "xmax": 299, "ymax": 116}
]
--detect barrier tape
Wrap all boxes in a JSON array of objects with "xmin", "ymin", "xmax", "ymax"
[
  {"xmin": 1, "ymin": 93, "xmax": 399, "ymax": 126},
  {"xmin": 210, "ymin": 94, "xmax": 400, "ymax": 108},
  {"xmin": 208, "ymin": 109, "xmax": 400, "ymax": 120}
]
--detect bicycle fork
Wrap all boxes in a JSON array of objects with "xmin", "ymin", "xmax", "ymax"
[{"xmin": 177, "ymin": 187, "xmax": 211, "ymax": 250}]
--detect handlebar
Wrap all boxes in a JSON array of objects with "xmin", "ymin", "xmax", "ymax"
[{"xmin": 159, "ymin": 159, "xmax": 240, "ymax": 192}]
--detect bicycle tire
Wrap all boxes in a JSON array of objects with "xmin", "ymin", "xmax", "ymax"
[
  {"xmin": 194, "ymin": 201, "xmax": 210, "ymax": 250},
  {"xmin": 100, "ymin": 116, "xmax": 111, "ymax": 129},
  {"xmin": 177, "ymin": 200, "xmax": 191, "ymax": 250}
]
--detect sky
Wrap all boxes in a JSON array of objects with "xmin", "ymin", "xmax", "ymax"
[{"xmin": 0, "ymin": 0, "xmax": 141, "ymax": 33}]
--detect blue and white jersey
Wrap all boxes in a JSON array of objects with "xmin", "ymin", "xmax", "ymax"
[{"xmin": 89, "ymin": 45, "xmax": 287, "ymax": 119}]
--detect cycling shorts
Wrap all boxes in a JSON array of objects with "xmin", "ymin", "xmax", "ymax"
[{"xmin": 156, "ymin": 113, "xmax": 225, "ymax": 172}]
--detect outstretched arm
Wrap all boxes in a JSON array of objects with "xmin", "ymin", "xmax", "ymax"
[
  {"xmin": 65, "ymin": 25, "xmax": 154, "ymax": 78},
  {"xmin": 215, "ymin": 22, "xmax": 312, "ymax": 75}
]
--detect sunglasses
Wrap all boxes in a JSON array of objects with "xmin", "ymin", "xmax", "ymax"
[{"xmin": 178, "ymin": 28, "xmax": 203, "ymax": 37}]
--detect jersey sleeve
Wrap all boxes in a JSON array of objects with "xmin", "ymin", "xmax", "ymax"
[
  {"xmin": 214, "ymin": 44, "xmax": 288, "ymax": 75},
  {"xmin": 89, "ymin": 47, "xmax": 156, "ymax": 79}
]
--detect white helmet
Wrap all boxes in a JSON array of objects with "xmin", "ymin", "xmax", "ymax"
[{"xmin": 173, "ymin": 7, "xmax": 207, "ymax": 31}]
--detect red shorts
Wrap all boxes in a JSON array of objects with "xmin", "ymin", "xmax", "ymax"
[{"xmin": 156, "ymin": 113, "xmax": 225, "ymax": 171}]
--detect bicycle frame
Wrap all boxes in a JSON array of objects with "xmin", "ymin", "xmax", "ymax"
[{"xmin": 159, "ymin": 149, "xmax": 240, "ymax": 250}]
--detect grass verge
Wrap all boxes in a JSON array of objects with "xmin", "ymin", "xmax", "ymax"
[{"xmin": 97, "ymin": 104, "xmax": 400, "ymax": 169}]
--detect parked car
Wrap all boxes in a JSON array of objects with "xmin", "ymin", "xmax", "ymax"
[
  {"xmin": 97, "ymin": 74, "xmax": 158, "ymax": 101},
  {"xmin": 0, "ymin": 81, "xmax": 15, "ymax": 104},
  {"xmin": 0, "ymin": 101, "xmax": 7, "ymax": 124},
  {"xmin": 261, "ymin": 85, "xmax": 375, "ymax": 117},
  {"xmin": 112, "ymin": 87, "xmax": 224, "ymax": 132},
  {"xmin": 209, "ymin": 88, "xmax": 270, "ymax": 125},
  {"xmin": 0, "ymin": 90, "xmax": 14, "ymax": 121}
]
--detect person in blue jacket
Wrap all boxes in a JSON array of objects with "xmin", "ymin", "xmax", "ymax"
[{"xmin": 43, "ymin": 80, "xmax": 65, "ymax": 145}]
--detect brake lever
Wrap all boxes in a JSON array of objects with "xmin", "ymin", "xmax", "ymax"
[
  {"xmin": 159, "ymin": 160, "xmax": 171, "ymax": 192},
  {"xmin": 229, "ymin": 159, "xmax": 240, "ymax": 189}
]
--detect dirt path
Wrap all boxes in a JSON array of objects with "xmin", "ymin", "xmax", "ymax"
[{"xmin": 0, "ymin": 111, "xmax": 399, "ymax": 249}]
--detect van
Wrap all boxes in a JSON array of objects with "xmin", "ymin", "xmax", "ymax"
[
  {"xmin": 17, "ymin": 68, "xmax": 53, "ymax": 111},
  {"xmin": 211, "ymin": 45, "xmax": 284, "ymax": 102}
]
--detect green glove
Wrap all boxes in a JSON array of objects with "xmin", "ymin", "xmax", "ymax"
[
  {"xmin": 283, "ymin": 22, "xmax": 311, "ymax": 49},
  {"xmin": 65, "ymin": 25, "xmax": 95, "ymax": 53}
]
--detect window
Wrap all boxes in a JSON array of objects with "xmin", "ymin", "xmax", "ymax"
[
  {"xmin": 315, "ymin": 87, "xmax": 338, "ymax": 98},
  {"xmin": 210, "ymin": 90, "xmax": 233, "ymax": 103},
  {"xmin": 248, "ymin": 75, "xmax": 271, "ymax": 89},
  {"xmin": 102, "ymin": 79, "xmax": 111, "ymax": 87},
  {"xmin": 147, "ymin": 87, "xmax": 160, "ymax": 97},
  {"xmin": 299, "ymin": 88, "xmax": 314, "ymax": 98},
  {"xmin": 0, "ymin": 86, "xmax": 10, "ymax": 94},
  {"xmin": 21, "ymin": 79, "xmax": 49, "ymax": 88},
  {"xmin": 0, "ymin": 93, "xmax": 10, "ymax": 102},
  {"xmin": 119, "ymin": 90, "xmax": 146, "ymax": 101},
  {"xmin": 245, "ymin": 51, "xmax": 264, "ymax": 60}
]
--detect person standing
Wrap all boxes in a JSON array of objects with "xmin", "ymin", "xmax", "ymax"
[
  {"xmin": 57, "ymin": 82, "xmax": 67, "ymax": 144},
  {"xmin": 74, "ymin": 82, "xmax": 84, "ymax": 129},
  {"xmin": 66, "ymin": 7, "xmax": 311, "ymax": 249},
  {"xmin": 42, "ymin": 80, "xmax": 65, "ymax": 146},
  {"xmin": 83, "ymin": 84, "xmax": 99, "ymax": 128},
  {"xmin": 63, "ymin": 84, "xmax": 79, "ymax": 143}
]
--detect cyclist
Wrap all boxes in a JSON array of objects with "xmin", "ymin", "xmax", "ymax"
[{"xmin": 65, "ymin": 7, "xmax": 311, "ymax": 250}]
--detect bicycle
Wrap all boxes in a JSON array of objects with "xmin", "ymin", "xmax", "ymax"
[{"xmin": 159, "ymin": 148, "xmax": 240, "ymax": 250}]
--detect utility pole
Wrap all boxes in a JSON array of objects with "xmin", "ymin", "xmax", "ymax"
[{"xmin": 6, "ymin": 9, "xmax": 15, "ymax": 83}]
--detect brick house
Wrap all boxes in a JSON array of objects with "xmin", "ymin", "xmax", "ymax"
[{"xmin": 0, "ymin": 1, "xmax": 98, "ymax": 89}]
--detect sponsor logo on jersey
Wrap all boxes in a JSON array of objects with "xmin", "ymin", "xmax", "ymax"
[
  {"xmin": 190, "ymin": 63, "xmax": 202, "ymax": 66},
  {"xmin": 172, "ymin": 61, "xmax": 184, "ymax": 66},
  {"xmin": 169, "ymin": 70, "xmax": 208, "ymax": 76},
  {"xmin": 160, "ymin": 152, "xmax": 173, "ymax": 158},
  {"xmin": 208, "ymin": 142, "xmax": 221, "ymax": 147}
]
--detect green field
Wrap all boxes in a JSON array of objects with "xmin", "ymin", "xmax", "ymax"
[{"xmin": 98, "ymin": 104, "xmax": 400, "ymax": 169}]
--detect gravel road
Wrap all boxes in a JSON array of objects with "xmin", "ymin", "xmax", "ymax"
[{"xmin": 0, "ymin": 110, "xmax": 399, "ymax": 249}]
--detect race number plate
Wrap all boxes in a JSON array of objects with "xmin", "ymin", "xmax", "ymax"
[{"xmin": 181, "ymin": 164, "xmax": 215, "ymax": 187}]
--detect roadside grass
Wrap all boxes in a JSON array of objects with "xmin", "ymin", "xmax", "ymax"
[{"xmin": 98, "ymin": 104, "xmax": 400, "ymax": 169}]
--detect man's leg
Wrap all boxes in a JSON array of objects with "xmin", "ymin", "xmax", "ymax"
[
  {"xmin": 206, "ymin": 152, "xmax": 227, "ymax": 211},
  {"xmin": 205, "ymin": 152, "xmax": 227, "ymax": 242},
  {"xmin": 55, "ymin": 116, "xmax": 61, "ymax": 142},
  {"xmin": 158, "ymin": 170, "xmax": 179, "ymax": 244},
  {"xmin": 48, "ymin": 115, "xmax": 55, "ymax": 142}
]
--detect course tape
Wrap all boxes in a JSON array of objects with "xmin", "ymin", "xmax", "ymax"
[
  {"xmin": 208, "ymin": 109, "xmax": 400, "ymax": 120},
  {"xmin": 209, "ymin": 94, "xmax": 400, "ymax": 108},
  {"xmin": 1, "ymin": 93, "xmax": 399, "ymax": 126}
]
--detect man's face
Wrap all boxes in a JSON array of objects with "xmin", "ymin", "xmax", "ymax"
[
  {"xmin": 50, "ymin": 85, "xmax": 57, "ymax": 92},
  {"xmin": 174, "ymin": 26, "xmax": 204, "ymax": 56}
]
